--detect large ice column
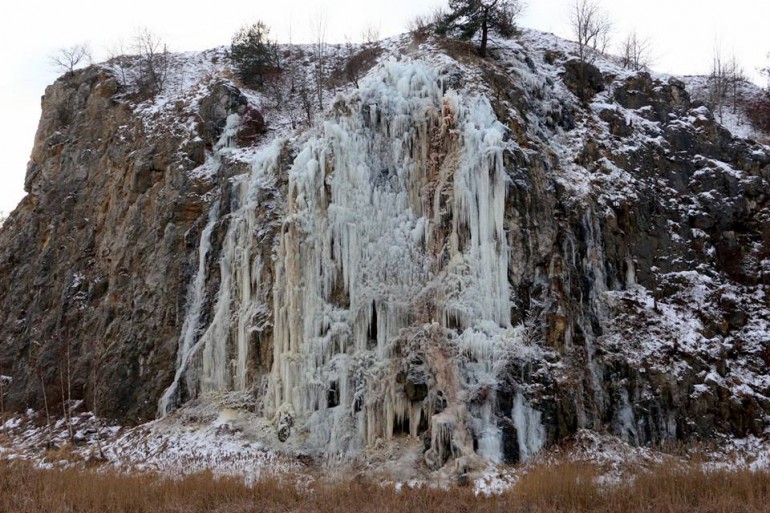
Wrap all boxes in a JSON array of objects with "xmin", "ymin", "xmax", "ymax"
[
  {"xmin": 197, "ymin": 145, "xmax": 280, "ymax": 394},
  {"xmin": 443, "ymin": 92, "xmax": 511, "ymax": 329},
  {"xmin": 267, "ymin": 60, "xmax": 521, "ymax": 461},
  {"xmin": 269, "ymin": 62, "xmax": 444, "ymax": 433},
  {"xmin": 512, "ymin": 391, "xmax": 546, "ymax": 462},
  {"xmin": 158, "ymin": 114, "xmax": 244, "ymax": 416}
]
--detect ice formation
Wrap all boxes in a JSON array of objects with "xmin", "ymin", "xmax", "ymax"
[
  {"xmin": 158, "ymin": 199, "xmax": 220, "ymax": 416},
  {"xmin": 159, "ymin": 115, "xmax": 279, "ymax": 415},
  {"xmin": 512, "ymin": 392, "xmax": 546, "ymax": 461},
  {"xmin": 161, "ymin": 60, "xmax": 546, "ymax": 468}
]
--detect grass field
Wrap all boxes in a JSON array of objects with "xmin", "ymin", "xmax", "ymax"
[{"xmin": 2, "ymin": 458, "xmax": 770, "ymax": 513}]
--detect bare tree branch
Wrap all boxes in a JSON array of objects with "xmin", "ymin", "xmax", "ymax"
[
  {"xmin": 50, "ymin": 43, "xmax": 92, "ymax": 75},
  {"xmin": 620, "ymin": 31, "xmax": 652, "ymax": 71},
  {"xmin": 132, "ymin": 27, "xmax": 170, "ymax": 98},
  {"xmin": 311, "ymin": 11, "xmax": 328, "ymax": 112},
  {"xmin": 569, "ymin": 0, "xmax": 612, "ymax": 63}
]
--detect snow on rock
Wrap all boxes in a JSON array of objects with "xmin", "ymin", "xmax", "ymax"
[
  {"xmin": 146, "ymin": 27, "xmax": 770, "ymax": 475},
  {"xmin": 2, "ymin": 25, "xmax": 769, "ymax": 483}
]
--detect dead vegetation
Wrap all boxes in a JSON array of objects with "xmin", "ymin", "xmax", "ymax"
[
  {"xmin": 435, "ymin": 38, "xmax": 482, "ymax": 64},
  {"xmin": 2, "ymin": 458, "xmax": 770, "ymax": 513},
  {"xmin": 343, "ymin": 46, "xmax": 383, "ymax": 88}
]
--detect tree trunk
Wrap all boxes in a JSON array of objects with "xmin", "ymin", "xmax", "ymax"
[{"xmin": 480, "ymin": 10, "xmax": 489, "ymax": 58}]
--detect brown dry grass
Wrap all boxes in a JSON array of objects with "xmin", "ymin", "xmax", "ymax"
[
  {"xmin": 1, "ymin": 458, "xmax": 770, "ymax": 513},
  {"xmin": 435, "ymin": 38, "xmax": 482, "ymax": 64}
]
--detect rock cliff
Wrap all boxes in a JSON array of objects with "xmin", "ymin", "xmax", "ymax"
[{"xmin": 0, "ymin": 31, "xmax": 768, "ymax": 474}]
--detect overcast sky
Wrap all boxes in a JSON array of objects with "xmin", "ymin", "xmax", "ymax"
[{"xmin": 1, "ymin": 0, "xmax": 768, "ymax": 212}]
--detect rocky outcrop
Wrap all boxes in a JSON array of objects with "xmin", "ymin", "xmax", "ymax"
[
  {"xmin": 0, "ymin": 67, "xmax": 249, "ymax": 421},
  {"xmin": 0, "ymin": 32, "xmax": 768, "ymax": 477},
  {"xmin": 496, "ymin": 51, "xmax": 770, "ymax": 451}
]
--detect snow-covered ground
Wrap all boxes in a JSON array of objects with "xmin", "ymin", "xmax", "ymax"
[
  {"xmin": 0, "ymin": 399, "xmax": 301, "ymax": 482},
  {"xmin": 4, "ymin": 405, "xmax": 770, "ymax": 496},
  {"xmin": 682, "ymin": 73, "xmax": 768, "ymax": 141}
]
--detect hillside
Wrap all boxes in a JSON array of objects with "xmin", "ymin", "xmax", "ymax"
[{"xmin": 0, "ymin": 28, "xmax": 769, "ymax": 483}]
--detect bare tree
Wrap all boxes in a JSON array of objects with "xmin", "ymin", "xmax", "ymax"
[
  {"xmin": 89, "ymin": 336, "xmax": 108, "ymax": 460},
  {"xmin": 709, "ymin": 43, "xmax": 727, "ymax": 122},
  {"xmin": 707, "ymin": 44, "xmax": 744, "ymax": 123},
  {"xmin": 106, "ymin": 39, "xmax": 131, "ymax": 88},
  {"xmin": 361, "ymin": 22, "xmax": 381, "ymax": 45},
  {"xmin": 725, "ymin": 54, "xmax": 746, "ymax": 115},
  {"xmin": 132, "ymin": 27, "xmax": 170, "ymax": 98},
  {"xmin": 569, "ymin": 0, "xmax": 612, "ymax": 63},
  {"xmin": 298, "ymin": 73, "xmax": 315, "ymax": 126},
  {"xmin": 311, "ymin": 12, "xmax": 328, "ymax": 112},
  {"xmin": 59, "ymin": 359, "xmax": 74, "ymax": 443},
  {"xmin": 38, "ymin": 368, "xmax": 53, "ymax": 448},
  {"xmin": 50, "ymin": 43, "xmax": 92, "ymax": 75},
  {"xmin": 620, "ymin": 31, "xmax": 652, "ymax": 71}
]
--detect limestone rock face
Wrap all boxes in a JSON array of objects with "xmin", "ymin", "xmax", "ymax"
[
  {"xmin": 0, "ymin": 32, "xmax": 768, "ymax": 473},
  {"xmin": 0, "ymin": 67, "xmax": 245, "ymax": 421}
]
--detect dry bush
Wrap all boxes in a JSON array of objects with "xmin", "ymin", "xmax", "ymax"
[
  {"xmin": 514, "ymin": 462, "xmax": 602, "ymax": 512},
  {"xmin": 626, "ymin": 465, "xmax": 770, "ymax": 513},
  {"xmin": 436, "ymin": 38, "xmax": 482, "ymax": 64},
  {"xmin": 407, "ymin": 14, "xmax": 433, "ymax": 44},
  {"xmin": 516, "ymin": 462, "xmax": 770, "ymax": 513},
  {"xmin": 746, "ymin": 94, "xmax": 770, "ymax": 133},
  {"xmin": 361, "ymin": 23, "xmax": 381, "ymax": 45},
  {"xmin": 407, "ymin": 7, "xmax": 449, "ymax": 45},
  {"xmin": 344, "ymin": 46, "xmax": 383, "ymax": 88},
  {"xmin": 2, "ymin": 458, "xmax": 770, "ymax": 513}
]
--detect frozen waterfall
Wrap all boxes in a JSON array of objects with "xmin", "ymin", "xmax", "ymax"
[{"xmin": 160, "ymin": 59, "xmax": 545, "ymax": 467}]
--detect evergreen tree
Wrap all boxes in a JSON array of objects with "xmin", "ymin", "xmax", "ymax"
[
  {"xmin": 439, "ymin": 0, "xmax": 523, "ymax": 57},
  {"xmin": 230, "ymin": 22, "xmax": 279, "ymax": 88}
]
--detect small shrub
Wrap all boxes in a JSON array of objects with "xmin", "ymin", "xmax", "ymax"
[
  {"xmin": 344, "ymin": 46, "xmax": 382, "ymax": 88},
  {"xmin": 746, "ymin": 93, "xmax": 770, "ymax": 133},
  {"xmin": 407, "ymin": 14, "xmax": 432, "ymax": 44}
]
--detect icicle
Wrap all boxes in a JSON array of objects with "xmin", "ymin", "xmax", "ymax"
[
  {"xmin": 160, "ymin": 135, "xmax": 282, "ymax": 415},
  {"xmin": 157, "ymin": 200, "xmax": 220, "ymax": 416},
  {"xmin": 512, "ymin": 392, "xmax": 545, "ymax": 462}
]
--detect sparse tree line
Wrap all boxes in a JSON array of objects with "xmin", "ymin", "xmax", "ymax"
[
  {"xmin": 50, "ymin": 28, "xmax": 170, "ymax": 100},
  {"xmin": 49, "ymin": 1, "xmax": 770, "ymax": 134},
  {"xmin": 404, "ymin": 1, "xmax": 645, "ymax": 69},
  {"xmin": 698, "ymin": 46, "xmax": 770, "ymax": 137}
]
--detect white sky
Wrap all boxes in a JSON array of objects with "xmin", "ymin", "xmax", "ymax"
[{"xmin": 0, "ymin": 0, "xmax": 768, "ymax": 212}]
